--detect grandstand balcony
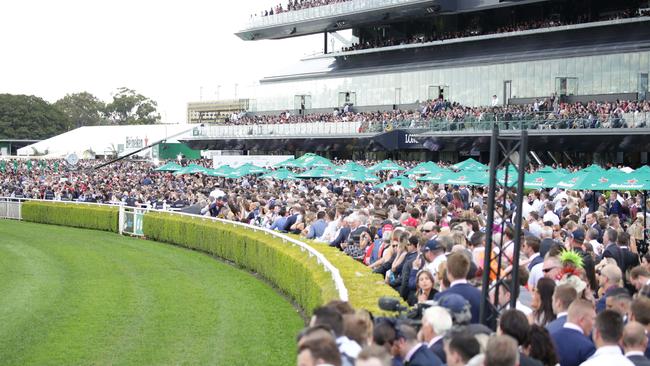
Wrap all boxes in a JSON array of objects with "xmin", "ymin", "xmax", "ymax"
[{"xmin": 237, "ymin": 0, "xmax": 435, "ymax": 40}]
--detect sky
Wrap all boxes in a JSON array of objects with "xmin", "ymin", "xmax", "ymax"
[{"xmin": 0, "ymin": 0, "xmax": 324, "ymax": 123}]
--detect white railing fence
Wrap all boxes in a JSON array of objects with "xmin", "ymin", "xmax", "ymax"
[{"xmin": 1, "ymin": 197, "xmax": 348, "ymax": 301}]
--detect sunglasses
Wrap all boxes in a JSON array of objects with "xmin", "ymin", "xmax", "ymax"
[
  {"xmin": 422, "ymin": 229, "xmax": 432, "ymax": 233},
  {"xmin": 542, "ymin": 267, "xmax": 558, "ymax": 273},
  {"xmin": 391, "ymin": 244, "xmax": 398, "ymax": 248}
]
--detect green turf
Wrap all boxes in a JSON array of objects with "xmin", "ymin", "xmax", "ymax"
[{"xmin": 0, "ymin": 220, "xmax": 304, "ymax": 366}]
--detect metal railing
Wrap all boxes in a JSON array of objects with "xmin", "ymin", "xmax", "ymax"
[
  {"xmin": 0, "ymin": 197, "xmax": 349, "ymax": 302},
  {"xmin": 195, "ymin": 121, "xmax": 363, "ymax": 138},
  {"xmin": 243, "ymin": 0, "xmax": 423, "ymax": 29},
  {"xmin": 190, "ymin": 112, "xmax": 649, "ymax": 138}
]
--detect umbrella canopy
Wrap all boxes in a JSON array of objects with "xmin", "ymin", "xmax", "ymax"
[
  {"xmin": 557, "ymin": 170, "xmax": 616, "ymax": 190},
  {"xmin": 443, "ymin": 171, "xmax": 488, "ymax": 186},
  {"xmin": 636, "ymin": 166, "xmax": 650, "ymax": 174},
  {"xmin": 297, "ymin": 168, "xmax": 337, "ymax": 179},
  {"xmin": 154, "ymin": 162, "xmax": 182, "ymax": 172},
  {"xmin": 375, "ymin": 176, "xmax": 417, "ymax": 190},
  {"xmin": 536, "ymin": 166, "xmax": 560, "ymax": 174},
  {"xmin": 405, "ymin": 162, "xmax": 445, "ymax": 175},
  {"xmin": 303, "ymin": 158, "xmax": 336, "ymax": 169},
  {"xmin": 337, "ymin": 170, "xmax": 379, "ymax": 182},
  {"xmin": 260, "ymin": 168, "xmax": 297, "ymax": 180},
  {"xmin": 273, "ymin": 158, "xmax": 301, "ymax": 168},
  {"xmin": 604, "ymin": 171, "xmax": 650, "ymax": 191},
  {"xmin": 173, "ymin": 164, "xmax": 211, "ymax": 175},
  {"xmin": 367, "ymin": 160, "xmax": 405, "ymax": 172},
  {"xmin": 206, "ymin": 164, "xmax": 235, "ymax": 177},
  {"xmin": 581, "ymin": 164, "xmax": 606, "ymax": 173},
  {"xmin": 452, "ymin": 158, "xmax": 487, "ymax": 171},
  {"xmin": 232, "ymin": 163, "xmax": 268, "ymax": 175},
  {"xmin": 417, "ymin": 171, "xmax": 450, "ymax": 182},
  {"xmin": 334, "ymin": 161, "xmax": 366, "ymax": 173},
  {"xmin": 524, "ymin": 171, "xmax": 566, "ymax": 189}
]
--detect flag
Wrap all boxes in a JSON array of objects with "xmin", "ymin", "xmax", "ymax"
[
  {"xmin": 27, "ymin": 160, "xmax": 32, "ymax": 170},
  {"xmin": 54, "ymin": 162, "xmax": 59, "ymax": 172},
  {"xmin": 0, "ymin": 161, "xmax": 5, "ymax": 172}
]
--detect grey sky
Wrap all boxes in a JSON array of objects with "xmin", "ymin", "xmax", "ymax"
[{"xmin": 0, "ymin": 0, "xmax": 322, "ymax": 123}]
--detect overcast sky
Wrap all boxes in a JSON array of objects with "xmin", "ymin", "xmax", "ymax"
[{"xmin": 0, "ymin": 0, "xmax": 323, "ymax": 123}]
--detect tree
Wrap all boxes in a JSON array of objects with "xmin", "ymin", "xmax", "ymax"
[
  {"xmin": 104, "ymin": 87, "xmax": 161, "ymax": 125},
  {"xmin": 54, "ymin": 92, "xmax": 107, "ymax": 129},
  {"xmin": 0, "ymin": 94, "xmax": 70, "ymax": 139}
]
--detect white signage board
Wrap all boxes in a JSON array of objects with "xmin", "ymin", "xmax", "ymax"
[{"xmin": 212, "ymin": 155, "xmax": 294, "ymax": 168}]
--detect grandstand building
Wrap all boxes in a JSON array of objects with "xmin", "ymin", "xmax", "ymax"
[{"xmin": 184, "ymin": 0, "xmax": 650, "ymax": 165}]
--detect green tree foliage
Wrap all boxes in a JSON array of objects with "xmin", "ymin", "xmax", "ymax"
[
  {"xmin": 54, "ymin": 92, "xmax": 107, "ymax": 128},
  {"xmin": 105, "ymin": 87, "xmax": 161, "ymax": 125},
  {"xmin": 0, "ymin": 94, "xmax": 69, "ymax": 139}
]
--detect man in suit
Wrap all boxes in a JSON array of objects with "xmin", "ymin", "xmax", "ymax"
[
  {"xmin": 630, "ymin": 297, "xmax": 650, "ymax": 359},
  {"xmin": 434, "ymin": 252, "xmax": 482, "ymax": 324},
  {"xmin": 421, "ymin": 306, "xmax": 452, "ymax": 363},
  {"xmin": 602, "ymin": 228, "xmax": 624, "ymax": 271},
  {"xmin": 585, "ymin": 212, "xmax": 603, "ymax": 243},
  {"xmin": 624, "ymin": 322, "xmax": 650, "ymax": 366},
  {"xmin": 396, "ymin": 324, "xmax": 442, "ymax": 366},
  {"xmin": 498, "ymin": 309, "xmax": 543, "ymax": 366},
  {"xmin": 581, "ymin": 310, "xmax": 634, "ymax": 366},
  {"xmin": 619, "ymin": 231, "xmax": 641, "ymax": 292},
  {"xmin": 608, "ymin": 191, "xmax": 624, "ymax": 217},
  {"xmin": 596, "ymin": 264, "xmax": 623, "ymax": 313},
  {"xmin": 570, "ymin": 228, "xmax": 597, "ymax": 291},
  {"xmin": 546, "ymin": 284, "xmax": 578, "ymax": 334},
  {"xmin": 550, "ymin": 299, "xmax": 596, "ymax": 366},
  {"xmin": 524, "ymin": 235, "xmax": 545, "ymax": 289},
  {"xmin": 329, "ymin": 216, "xmax": 352, "ymax": 250}
]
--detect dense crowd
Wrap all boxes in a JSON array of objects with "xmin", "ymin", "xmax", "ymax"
[
  {"xmin": 224, "ymin": 98, "xmax": 650, "ymax": 131},
  {"xmin": 2, "ymin": 157, "xmax": 650, "ymax": 366},
  {"xmin": 253, "ymin": 0, "xmax": 351, "ymax": 18},
  {"xmin": 340, "ymin": 9, "xmax": 647, "ymax": 53}
]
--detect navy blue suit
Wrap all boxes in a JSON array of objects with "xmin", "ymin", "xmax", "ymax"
[
  {"xmin": 546, "ymin": 314, "xmax": 567, "ymax": 334},
  {"xmin": 429, "ymin": 339, "xmax": 445, "ymax": 364},
  {"xmin": 550, "ymin": 326, "xmax": 595, "ymax": 366},
  {"xmin": 434, "ymin": 283, "xmax": 483, "ymax": 324},
  {"xmin": 329, "ymin": 227, "xmax": 351, "ymax": 249},
  {"xmin": 405, "ymin": 345, "xmax": 442, "ymax": 366}
]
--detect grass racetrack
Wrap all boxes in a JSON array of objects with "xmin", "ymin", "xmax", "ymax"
[{"xmin": 0, "ymin": 220, "xmax": 304, "ymax": 366}]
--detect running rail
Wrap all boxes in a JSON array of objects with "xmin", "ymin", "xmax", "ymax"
[{"xmin": 0, "ymin": 197, "xmax": 349, "ymax": 302}]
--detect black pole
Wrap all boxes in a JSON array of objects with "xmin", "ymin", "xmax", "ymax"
[
  {"xmin": 324, "ymin": 32, "xmax": 328, "ymax": 54},
  {"xmin": 509, "ymin": 130, "xmax": 528, "ymax": 309},
  {"xmin": 637, "ymin": 190, "xmax": 648, "ymax": 254},
  {"xmin": 480, "ymin": 125, "xmax": 499, "ymax": 325}
]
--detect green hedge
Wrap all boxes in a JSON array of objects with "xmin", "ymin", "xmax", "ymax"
[
  {"xmin": 22, "ymin": 201, "xmax": 119, "ymax": 233},
  {"xmin": 303, "ymin": 239, "xmax": 402, "ymax": 314},
  {"xmin": 143, "ymin": 212, "xmax": 339, "ymax": 315}
]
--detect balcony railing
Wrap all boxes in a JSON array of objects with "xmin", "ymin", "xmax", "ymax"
[
  {"xmin": 190, "ymin": 112, "xmax": 649, "ymax": 139},
  {"xmin": 244, "ymin": 0, "xmax": 425, "ymax": 29}
]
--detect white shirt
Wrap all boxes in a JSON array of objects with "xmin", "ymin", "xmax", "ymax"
[
  {"xmin": 336, "ymin": 336, "xmax": 361, "ymax": 358},
  {"xmin": 580, "ymin": 345, "xmax": 634, "ymax": 366},
  {"xmin": 543, "ymin": 211, "xmax": 560, "ymax": 225},
  {"xmin": 425, "ymin": 254, "xmax": 447, "ymax": 277},
  {"xmin": 317, "ymin": 219, "xmax": 339, "ymax": 243},
  {"xmin": 527, "ymin": 253, "xmax": 544, "ymax": 288}
]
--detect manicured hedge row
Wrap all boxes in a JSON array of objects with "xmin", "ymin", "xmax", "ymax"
[
  {"xmin": 22, "ymin": 201, "xmax": 119, "ymax": 233},
  {"xmin": 143, "ymin": 212, "xmax": 339, "ymax": 315}
]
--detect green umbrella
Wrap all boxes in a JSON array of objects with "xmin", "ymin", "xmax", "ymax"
[
  {"xmin": 297, "ymin": 168, "xmax": 337, "ymax": 179},
  {"xmin": 367, "ymin": 160, "xmax": 405, "ymax": 172},
  {"xmin": 230, "ymin": 163, "xmax": 268, "ymax": 176},
  {"xmin": 417, "ymin": 171, "xmax": 450, "ymax": 182},
  {"xmin": 604, "ymin": 171, "xmax": 650, "ymax": 191},
  {"xmin": 452, "ymin": 158, "xmax": 487, "ymax": 171},
  {"xmin": 303, "ymin": 158, "xmax": 336, "ymax": 169},
  {"xmin": 274, "ymin": 158, "xmax": 303, "ymax": 168},
  {"xmin": 443, "ymin": 171, "xmax": 488, "ymax": 186},
  {"xmin": 173, "ymin": 164, "xmax": 211, "ymax": 175},
  {"xmin": 337, "ymin": 170, "xmax": 379, "ymax": 182},
  {"xmin": 636, "ymin": 166, "xmax": 650, "ymax": 174},
  {"xmin": 260, "ymin": 168, "xmax": 297, "ymax": 180},
  {"xmin": 334, "ymin": 161, "xmax": 366, "ymax": 173},
  {"xmin": 581, "ymin": 164, "xmax": 606, "ymax": 173},
  {"xmin": 405, "ymin": 162, "xmax": 445, "ymax": 175},
  {"xmin": 556, "ymin": 170, "xmax": 616, "ymax": 190},
  {"xmin": 524, "ymin": 171, "xmax": 566, "ymax": 189},
  {"xmin": 375, "ymin": 176, "xmax": 417, "ymax": 189},
  {"xmin": 210, "ymin": 164, "xmax": 235, "ymax": 176},
  {"xmin": 536, "ymin": 166, "xmax": 560, "ymax": 174},
  {"xmin": 154, "ymin": 162, "xmax": 183, "ymax": 172}
]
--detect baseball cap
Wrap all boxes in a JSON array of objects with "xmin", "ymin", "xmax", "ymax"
[
  {"xmin": 421, "ymin": 239, "xmax": 442, "ymax": 253},
  {"xmin": 421, "ymin": 221, "xmax": 435, "ymax": 232},
  {"xmin": 572, "ymin": 228, "xmax": 585, "ymax": 242}
]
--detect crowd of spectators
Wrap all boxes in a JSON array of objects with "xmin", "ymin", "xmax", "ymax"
[
  {"xmin": 340, "ymin": 9, "xmax": 648, "ymax": 53},
  {"xmin": 223, "ymin": 98, "xmax": 650, "ymax": 131},
  {"xmin": 254, "ymin": 0, "xmax": 351, "ymax": 18},
  {"xmin": 2, "ymin": 156, "xmax": 650, "ymax": 365}
]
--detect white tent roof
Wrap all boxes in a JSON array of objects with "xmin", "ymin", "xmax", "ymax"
[{"xmin": 17, "ymin": 124, "xmax": 199, "ymax": 157}]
